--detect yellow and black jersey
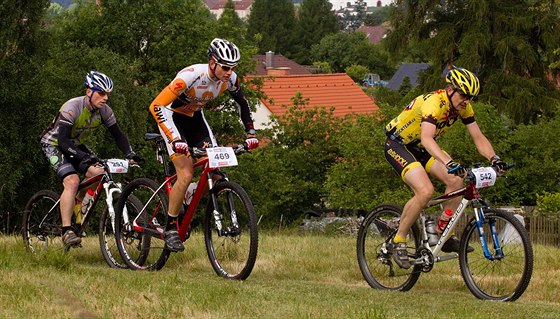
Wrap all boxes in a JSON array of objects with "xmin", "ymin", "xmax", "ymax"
[{"xmin": 385, "ymin": 89, "xmax": 475, "ymax": 147}]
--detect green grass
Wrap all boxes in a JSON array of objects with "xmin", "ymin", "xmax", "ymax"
[{"xmin": 2, "ymin": 231, "xmax": 560, "ymax": 318}]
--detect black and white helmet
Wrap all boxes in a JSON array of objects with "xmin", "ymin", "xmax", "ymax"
[
  {"xmin": 84, "ymin": 71, "xmax": 113, "ymax": 93},
  {"xmin": 207, "ymin": 38, "xmax": 240, "ymax": 67}
]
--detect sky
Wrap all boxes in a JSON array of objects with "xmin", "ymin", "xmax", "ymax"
[{"xmin": 328, "ymin": 0, "xmax": 393, "ymax": 10}]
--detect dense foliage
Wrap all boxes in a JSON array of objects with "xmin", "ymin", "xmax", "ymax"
[
  {"xmin": 1, "ymin": 0, "xmax": 560, "ymax": 233},
  {"xmin": 385, "ymin": 0, "xmax": 560, "ymax": 125}
]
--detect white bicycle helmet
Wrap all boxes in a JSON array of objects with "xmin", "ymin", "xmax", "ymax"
[
  {"xmin": 207, "ymin": 38, "xmax": 240, "ymax": 67},
  {"xmin": 84, "ymin": 71, "xmax": 113, "ymax": 93}
]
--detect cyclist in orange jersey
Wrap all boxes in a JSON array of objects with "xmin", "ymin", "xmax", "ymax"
[
  {"xmin": 383, "ymin": 67, "xmax": 508, "ymax": 269},
  {"xmin": 149, "ymin": 38, "xmax": 258, "ymax": 252}
]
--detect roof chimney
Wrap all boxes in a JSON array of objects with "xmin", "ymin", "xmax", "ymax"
[{"xmin": 265, "ymin": 51, "xmax": 274, "ymax": 69}]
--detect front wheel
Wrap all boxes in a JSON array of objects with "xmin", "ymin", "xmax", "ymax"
[
  {"xmin": 99, "ymin": 192, "xmax": 143, "ymax": 269},
  {"xmin": 204, "ymin": 181, "xmax": 258, "ymax": 280},
  {"xmin": 115, "ymin": 178, "xmax": 171, "ymax": 270},
  {"xmin": 22, "ymin": 190, "xmax": 64, "ymax": 253},
  {"xmin": 459, "ymin": 208, "xmax": 533, "ymax": 301},
  {"xmin": 356, "ymin": 204, "xmax": 421, "ymax": 291}
]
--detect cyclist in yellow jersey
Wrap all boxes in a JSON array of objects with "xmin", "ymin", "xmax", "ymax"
[
  {"xmin": 384, "ymin": 67, "xmax": 508, "ymax": 269},
  {"xmin": 149, "ymin": 38, "xmax": 258, "ymax": 252}
]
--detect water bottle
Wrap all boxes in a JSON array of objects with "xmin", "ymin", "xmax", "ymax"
[
  {"xmin": 183, "ymin": 182, "xmax": 197, "ymax": 205},
  {"xmin": 76, "ymin": 188, "xmax": 95, "ymax": 224},
  {"xmin": 438, "ymin": 209, "xmax": 454, "ymax": 232},
  {"xmin": 425, "ymin": 218, "xmax": 439, "ymax": 246}
]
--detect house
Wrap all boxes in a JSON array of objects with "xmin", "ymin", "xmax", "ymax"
[
  {"xmin": 250, "ymin": 51, "xmax": 310, "ymax": 76},
  {"xmin": 387, "ymin": 63, "xmax": 431, "ymax": 91},
  {"xmin": 204, "ymin": 0, "xmax": 253, "ymax": 19},
  {"xmin": 356, "ymin": 25, "xmax": 390, "ymax": 44},
  {"xmin": 245, "ymin": 73, "xmax": 379, "ymax": 130}
]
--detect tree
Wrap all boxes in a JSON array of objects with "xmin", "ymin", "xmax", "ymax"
[
  {"xmin": 0, "ymin": 0, "xmax": 50, "ymax": 232},
  {"xmin": 311, "ymin": 31, "xmax": 394, "ymax": 77},
  {"xmin": 385, "ymin": 0, "xmax": 560, "ymax": 125},
  {"xmin": 216, "ymin": 0, "xmax": 246, "ymax": 43},
  {"xmin": 364, "ymin": 6, "xmax": 390, "ymax": 26},
  {"xmin": 338, "ymin": 0, "xmax": 367, "ymax": 31},
  {"xmin": 247, "ymin": 0, "xmax": 298, "ymax": 57},
  {"xmin": 293, "ymin": 0, "xmax": 338, "ymax": 64}
]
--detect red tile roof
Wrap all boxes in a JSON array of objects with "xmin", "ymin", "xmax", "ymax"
[
  {"xmin": 357, "ymin": 25, "xmax": 390, "ymax": 44},
  {"xmin": 250, "ymin": 54, "xmax": 310, "ymax": 76},
  {"xmin": 246, "ymin": 73, "xmax": 379, "ymax": 118}
]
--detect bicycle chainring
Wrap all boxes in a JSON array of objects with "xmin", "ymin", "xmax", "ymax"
[{"xmin": 416, "ymin": 247, "xmax": 434, "ymax": 272}]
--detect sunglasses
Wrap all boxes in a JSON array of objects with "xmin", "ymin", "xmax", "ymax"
[
  {"xmin": 458, "ymin": 91, "xmax": 474, "ymax": 100},
  {"xmin": 216, "ymin": 62, "xmax": 236, "ymax": 71}
]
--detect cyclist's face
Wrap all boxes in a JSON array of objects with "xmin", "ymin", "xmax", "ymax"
[
  {"xmin": 448, "ymin": 87, "xmax": 473, "ymax": 110},
  {"xmin": 87, "ymin": 89, "xmax": 109, "ymax": 109},
  {"xmin": 211, "ymin": 60, "xmax": 235, "ymax": 81}
]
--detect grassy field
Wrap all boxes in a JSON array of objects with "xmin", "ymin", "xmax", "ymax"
[{"xmin": 1, "ymin": 231, "xmax": 559, "ymax": 319}]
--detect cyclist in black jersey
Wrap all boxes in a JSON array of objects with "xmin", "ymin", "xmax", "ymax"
[
  {"xmin": 40, "ymin": 71, "xmax": 142, "ymax": 247},
  {"xmin": 383, "ymin": 67, "xmax": 508, "ymax": 269}
]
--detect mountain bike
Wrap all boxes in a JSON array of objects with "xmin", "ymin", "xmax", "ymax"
[
  {"xmin": 114, "ymin": 133, "xmax": 258, "ymax": 279},
  {"xmin": 356, "ymin": 165, "xmax": 533, "ymax": 301},
  {"xmin": 22, "ymin": 158, "xmax": 140, "ymax": 269}
]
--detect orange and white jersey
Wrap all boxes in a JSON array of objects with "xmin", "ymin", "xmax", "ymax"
[{"xmin": 149, "ymin": 63, "xmax": 253, "ymax": 143}]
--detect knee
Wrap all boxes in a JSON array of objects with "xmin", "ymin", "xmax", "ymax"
[
  {"xmin": 416, "ymin": 184, "xmax": 434, "ymax": 201},
  {"xmin": 63, "ymin": 175, "xmax": 80, "ymax": 191}
]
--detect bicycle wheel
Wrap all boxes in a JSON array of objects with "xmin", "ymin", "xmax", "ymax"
[
  {"xmin": 115, "ymin": 177, "xmax": 170, "ymax": 270},
  {"xmin": 22, "ymin": 190, "xmax": 64, "ymax": 253},
  {"xmin": 204, "ymin": 181, "xmax": 258, "ymax": 280},
  {"xmin": 99, "ymin": 193, "xmax": 143, "ymax": 269},
  {"xmin": 357, "ymin": 204, "xmax": 421, "ymax": 291},
  {"xmin": 459, "ymin": 208, "xmax": 533, "ymax": 301}
]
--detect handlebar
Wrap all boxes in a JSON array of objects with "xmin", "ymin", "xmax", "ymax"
[
  {"xmin": 189, "ymin": 144, "xmax": 249, "ymax": 159},
  {"xmin": 464, "ymin": 163, "xmax": 513, "ymax": 183}
]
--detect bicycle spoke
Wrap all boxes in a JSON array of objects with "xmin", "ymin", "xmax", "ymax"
[
  {"xmin": 460, "ymin": 209, "xmax": 533, "ymax": 301},
  {"xmin": 204, "ymin": 181, "xmax": 258, "ymax": 280},
  {"xmin": 357, "ymin": 204, "xmax": 421, "ymax": 291}
]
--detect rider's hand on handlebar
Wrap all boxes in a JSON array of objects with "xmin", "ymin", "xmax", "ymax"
[
  {"xmin": 172, "ymin": 140, "xmax": 190, "ymax": 156},
  {"xmin": 245, "ymin": 137, "xmax": 259, "ymax": 150},
  {"xmin": 126, "ymin": 151, "xmax": 144, "ymax": 164},
  {"xmin": 78, "ymin": 153, "xmax": 100, "ymax": 171},
  {"xmin": 490, "ymin": 155, "xmax": 508, "ymax": 173},
  {"xmin": 446, "ymin": 160, "xmax": 466, "ymax": 176}
]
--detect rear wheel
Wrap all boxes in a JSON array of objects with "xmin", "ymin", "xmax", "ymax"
[
  {"xmin": 99, "ymin": 192, "xmax": 143, "ymax": 269},
  {"xmin": 204, "ymin": 181, "xmax": 258, "ymax": 280},
  {"xmin": 22, "ymin": 190, "xmax": 64, "ymax": 253},
  {"xmin": 459, "ymin": 209, "xmax": 533, "ymax": 301},
  {"xmin": 356, "ymin": 204, "xmax": 421, "ymax": 291},
  {"xmin": 115, "ymin": 178, "xmax": 170, "ymax": 270}
]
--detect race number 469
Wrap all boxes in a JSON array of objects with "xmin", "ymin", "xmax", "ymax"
[{"xmin": 207, "ymin": 147, "xmax": 238, "ymax": 168}]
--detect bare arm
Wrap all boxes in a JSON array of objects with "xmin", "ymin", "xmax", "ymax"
[{"xmin": 465, "ymin": 121, "xmax": 496, "ymax": 161}]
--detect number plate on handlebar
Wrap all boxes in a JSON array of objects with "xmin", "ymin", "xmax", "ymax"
[
  {"xmin": 472, "ymin": 167, "xmax": 496, "ymax": 188},
  {"xmin": 107, "ymin": 159, "xmax": 129, "ymax": 173},
  {"xmin": 207, "ymin": 147, "xmax": 238, "ymax": 168}
]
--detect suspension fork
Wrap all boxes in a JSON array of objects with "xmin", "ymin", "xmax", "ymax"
[
  {"xmin": 474, "ymin": 207, "xmax": 504, "ymax": 260},
  {"xmin": 103, "ymin": 181, "xmax": 123, "ymax": 232}
]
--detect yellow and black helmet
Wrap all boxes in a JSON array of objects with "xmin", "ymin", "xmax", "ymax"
[{"xmin": 446, "ymin": 67, "xmax": 480, "ymax": 96}]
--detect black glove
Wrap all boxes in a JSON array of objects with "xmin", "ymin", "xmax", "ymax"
[
  {"xmin": 491, "ymin": 155, "xmax": 508, "ymax": 172},
  {"xmin": 78, "ymin": 154, "xmax": 99, "ymax": 172},
  {"xmin": 446, "ymin": 160, "xmax": 466, "ymax": 176},
  {"xmin": 172, "ymin": 140, "xmax": 190, "ymax": 155},
  {"xmin": 126, "ymin": 151, "xmax": 144, "ymax": 163}
]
